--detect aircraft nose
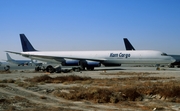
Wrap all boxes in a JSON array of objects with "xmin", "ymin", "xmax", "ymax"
[{"xmin": 170, "ymin": 57, "xmax": 176, "ymax": 63}]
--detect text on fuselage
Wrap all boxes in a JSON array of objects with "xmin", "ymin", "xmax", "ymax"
[{"xmin": 110, "ymin": 53, "xmax": 131, "ymax": 58}]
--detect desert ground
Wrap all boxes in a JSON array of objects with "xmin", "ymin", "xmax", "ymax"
[{"xmin": 0, "ymin": 66, "xmax": 180, "ymax": 111}]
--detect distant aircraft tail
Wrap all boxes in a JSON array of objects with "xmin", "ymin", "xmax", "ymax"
[
  {"xmin": 6, "ymin": 53, "xmax": 13, "ymax": 61},
  {"xmin": 123, "ymin": 38, "xmax": 135, "ymax": 50},
  {"xmin": 20, "ymin": 34, "xmax": 37, "ymax": 52}
]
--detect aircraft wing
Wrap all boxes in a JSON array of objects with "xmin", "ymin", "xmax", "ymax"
[
  {"xmin": 24, "ymin": 54, "xmax": 106, "ymax": 62},
  {"xmin": 6, "ymin": 51, "xmax": 22, "ymax": 55},
  {"xmin": 6, "ymin": 51, "xmax": 106, "ymax": 63}
]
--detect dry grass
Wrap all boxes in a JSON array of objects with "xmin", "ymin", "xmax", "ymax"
[
  {"xmin": 23, "ymin": 74, "xmax": 177, "ymax": 103},
  {"xmin": 0, "ymin": 70, "xmax": 11, "ymax": 74},
  {"xmin": 100, "ymin": 71, "xmax": 157, "ymax": 75},
  {"xmin": 0, "ymin": 79, "xmax": 15, "ymax": 83},
  {"xmin": 40, "ymin": 96, "xmax": 47, "ymax": 99},
  {"xmin": 12, "ymin": 73, "xmax": 180, "ymax": 103},
  {"xmin": 29, "ymin": 107, "xmax": 81, "ymax": 111},
  {"xmin": 25, "ymin": 75, "xmax": 92, "ymax": 83},
  {"xmin": 53, "ymin": 80, "xmax": 180, "ymax": 103},
  {"xmin": 0, "ymin": 96, "xmax": 79, "ymax": 111},
  {"xmin": 53, "ymin": 87, "xmax": 142, "ymax": 103},
  {"xmin": 0, "ymin": 84, "xmax": 7, "ymax": 87}
]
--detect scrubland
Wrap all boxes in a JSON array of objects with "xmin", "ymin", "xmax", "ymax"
[{"xmin": 0, "ymin": 70, "xmax": 180, "ymax": 111}]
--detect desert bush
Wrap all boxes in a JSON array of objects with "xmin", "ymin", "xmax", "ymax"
[
  {"xmin": 0, "ymin": 99, "xmax": 10, "ymax": 104},
  {"xmin": 0, "ymin": 70, "xmax": 11, "ymax": 74},
  {"xmin": 14, "ymin": 96, "xmax": 28, "ymax": 102},
  {"xmin": 17, "ymin": 82, "xmax": 36, "ymax": 88},
  {"xmin": 54, "ymin": 87, "xmax": 142, "ymax": 103},
  {"xmin": 100, "ymin": 72, "xmax": 157, "ymax": 75},
  {"xmin": 7, "ymin": 79, "xmax": 15, "ymax": 83},
  {"xmin": 122, "ymin": 87, "xmax": 142, "ymax": 101},
  {"xmin": 25, "ymin": 75, "xmax": 92, "ymax": 83},
  {"xmin": 0, "ymin": 79, "xmax": 15, "ymax": 83},
  {"xmin": 0, "ymin": 84, "xmax": 7, "ymax": 87},
  {"xmin": 25, "ymin": 75, "xmax": 52, "ymax": 83},
  {"xmin": 40, "ymin": 96, "xmax": 47, "ymax": 99},
  {"xmin": 158, "ymin": 85, "xmax": 180, "ymax": 98},
  {"xmin": 136, "ymin": 80, "xmax": 180, "ymax": 101}
]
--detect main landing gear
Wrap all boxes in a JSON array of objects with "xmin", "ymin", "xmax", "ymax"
[{"xmin": 34, "ymin": 65, "xmax": 96, "ymax": 73}]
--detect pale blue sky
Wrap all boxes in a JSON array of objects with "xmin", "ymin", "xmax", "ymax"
[{"xmin": 0, "ymin": 0, "xmax": 180, "ymax": 60}]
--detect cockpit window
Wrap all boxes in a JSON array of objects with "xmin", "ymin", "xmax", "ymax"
[{"xmin": 161, "ymin": 53, "xmax": 167, "ymax": 56}]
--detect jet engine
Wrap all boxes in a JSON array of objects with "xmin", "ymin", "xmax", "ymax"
[
  {"xmin": 61, "ymin": 60, "xmax": 79, "ymax": 66},
  {"xmin": 80, "ymin": 60, "xmax": 101, "ymax": 70}
]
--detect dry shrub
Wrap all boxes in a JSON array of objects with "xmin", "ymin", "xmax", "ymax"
[
  {"xmin": 100, "ymin": 71, "xmax": 157, "ymax": 75},
  {"xmin": 81, "ymin": 80, "xmax": 93, "ymax": 84},
  {"xmin": 7, "ymin": 79, "xmax": 15, "ymax": 83},
  {"xmin": 0, "ymin": 70, "xmax": 11, "ymax": 74},
  {"xmin": 0, "ymin": 79, "xmax": 15, "ymax": 83},
  {"xmin": 25, "ymin": 74, "xmax": 180, "ymax": 103},
  {"xmin": 25, "ymin": 75, "xmax": 52, "ymax": 83},
  {"xmin": 158, "ymin": 85, "xmax": 180, "ymax": 98},
  {"xmin": 40, "ymin": 96, "xmax": 47, "ymax": 99},
  {"xmin": 0, "ymin": 84, "xmax": 7, "ymax": 87},
  {"xmin": 54, "ymin": 87, "xmax": 142, "ymax": 103},
  {"xmin": 122, "ymin": 87, "xmax": 142, "ymax": 101},
  {"xmin": 14, "ymin": 96, "xmax": 28, "ymax": 102},
  {"xmin": 0, "ymin": 99, "xmax": 10, "ymax": 104},
  {"xmin": 52, "ymin": 75, "xmax": 91, "ymax": 83},
  {"xmin": 6, "ymin": 106, "xmax": 16, "ymax": 111},
  {"xmin": 137, "ymin": 80, "xmax": 180, "ymax": 101},
  {"xmin": 0, "ymin": 79, "xmax": 8, "ymax": 83},
  {"xmin": 25, "ymin": 75, "xmax": 92, "ymax": 83},
  {"xmin": 31, "ymin": 107, "xmax": 80, "ymax": 111},
  {"xmin": 54, "ymin": 79, "xmax": 180, "ymax": 103},
  {"xmin": 17, "ymin": 82, "xmax": 36, "ymax": 88}
]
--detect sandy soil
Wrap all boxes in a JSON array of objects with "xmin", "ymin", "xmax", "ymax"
[{"xmin": 0, "ymin": 68, "xmax": 180, "ymax": 111}]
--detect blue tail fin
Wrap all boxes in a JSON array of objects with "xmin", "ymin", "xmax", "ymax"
[
  {"xmin": 20, "ymin": 34, "xmax": 37, "ymax": 52},
  {"xmin": 123, "ymin": 38, "xmax": 135, "ymax": 50}
]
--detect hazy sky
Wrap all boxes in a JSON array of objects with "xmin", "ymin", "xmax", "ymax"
[{"xmin": 0, "ymin": 0, "xmax": 180, "ymax": 60}]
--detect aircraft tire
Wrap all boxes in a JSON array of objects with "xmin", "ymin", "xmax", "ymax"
[
  {"xmin": 80, "ymin": 66, "xmax": 85, "ymax": 71},
  {"xmin": 86, "ymin": 66, "xmax": 94, "ymax": 71},
  {"xmin": 169, "ymin": 65, "xmax": 174, "ymax": 68},
  {"xmin": 4, "ymin": 65, "xmax": 10, "ymax": 71},
  {"xmin": 46, "ymin": 65, "xmax": 55, "ymax": 73},
  {"xmin": 72, "ymin": 67, "xmax": 80, "ymax": 72},
  {"xmin": 35, "ymin": 67, "xmax": 41, "ymax": 71}
]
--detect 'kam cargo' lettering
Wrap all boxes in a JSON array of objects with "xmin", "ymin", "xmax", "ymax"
[{"xmin": 110, "ymin": 53, "xmax": 131, "ymax": 58}]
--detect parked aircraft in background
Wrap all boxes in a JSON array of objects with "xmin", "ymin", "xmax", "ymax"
[
  {"xmin": 6, "ymin": 53, "xmax": 32, "ymax": 66},
  {"xmin": 123, "ymin": 38, "xmax": 135, "ymax": 50},
  {"xmin": 123, "ymin": 38, "xmax": 180, "ymax": 68},
  {"xmin": 6, "ymin": 34, "xmax": 175, "ymax": 73},
  {"xmin": 0, "ymin": 61, "xmax": 10, "ymax": 71},
  {"xmin": 0, "ymin": 61, "xmax": 8, "ymax": 66},
  {"xmin": 6, "ymin": 53, "xmax": 43, "ymax": 66}
]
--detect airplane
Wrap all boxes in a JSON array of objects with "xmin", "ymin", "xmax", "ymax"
[
  {"xmin": 6, "ymin": 53, "xmax": 32, "ymax": 66},
  {"xmin": 6, "ymin": 53, "xmax": 43, "ymax": 67},
  {"xmin": 0, "ymin": 61, "xmax": 10, "ymax": 71},
  {"xmin": 6, "ymin": 34, "xmax": 175, "ymax": 73},
  {"xmin": 123, "ymin": 38, "xmax": 180, "ymax": 68}
]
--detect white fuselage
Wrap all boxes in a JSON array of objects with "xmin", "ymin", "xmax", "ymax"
[
  {"xmin": 7, "ymin": 59, "xmax": 31, "ymax": 66},
  {"xmin": 21, "ymin": 50, "xmax": 175, "ymax": 65}
]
